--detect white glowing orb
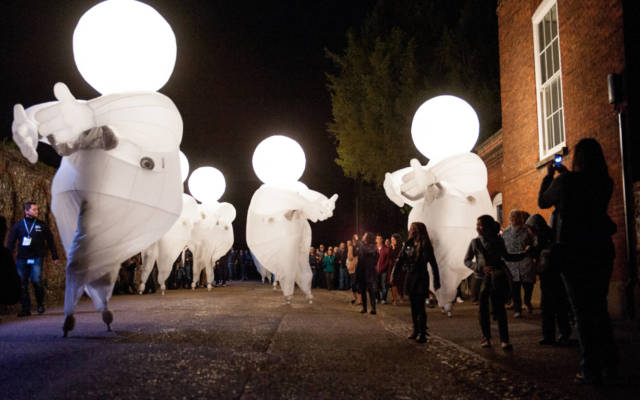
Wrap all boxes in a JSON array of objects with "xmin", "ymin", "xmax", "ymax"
[
  {"xmin": 411, "ymin": 95, "xmax": 479, "ymax": 162},
  {"xmin": 73, "ymin": 0, "xmax": 177, "ymax": 94},
  {"xmin": 188, "ymin": 166, "xmax": 226, "ymax": 204},
  {"xmin": 252, "ymin": 135, "xmax": 306, "ymax": 185},
  {"xmin": 179, "ymin": 151, "xmax": 189, "ymax": 183}
]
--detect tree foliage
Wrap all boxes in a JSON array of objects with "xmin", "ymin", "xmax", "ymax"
[{"xmin": 326, "ymin": 0, "xmax": 500, "ymax": 185}]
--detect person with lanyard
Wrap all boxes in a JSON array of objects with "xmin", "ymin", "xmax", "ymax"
[{"xmin": 6, "ymin": 201, "xmax": 59, "ymax": 317}]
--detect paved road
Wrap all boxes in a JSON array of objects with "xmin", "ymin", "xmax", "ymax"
[{"xmin": 0, "ymin": 282, "xmax": 637, "ymax": 399}]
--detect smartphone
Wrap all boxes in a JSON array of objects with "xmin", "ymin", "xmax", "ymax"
[{"xmin": 554, "ymin": 154, "xmax": 562, "ymax": 166}]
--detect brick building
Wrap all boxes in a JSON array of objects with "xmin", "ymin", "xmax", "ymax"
[{"xmin": 480, "ymin": 0, "xmax": 639, "ymax": 318}]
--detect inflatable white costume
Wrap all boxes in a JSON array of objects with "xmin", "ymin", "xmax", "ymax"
[
  {"xmin": 138, "ymin": 193, "xmax": 199, "ymax": 295},
  {"xmin": 246, "ymin": 135, "xmax": 338, "ymax": 304},
  {"xmin": 188, "ymin": 167, "xmax": 236, "ymax": 290},
  {"xmin": 383, "ymin": 96, "xmax": 494, "ymax": 316},
  {"xmin": 11, "ymin": 0, "xmax": 183, "ymax": 336}
]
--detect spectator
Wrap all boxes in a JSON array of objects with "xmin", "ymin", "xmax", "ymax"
[
  {"xmin": 6, "ymin": 202, "xmax": 59, "ymax": 316},
  {"xmin": 322, "ymin": 247, "xmax": 336, "ymax": 290},
  {"xmin": 538, "ymin": 138, "xmax": 617, "ymax": 384},
  {"xmin": 227, "ymin": 248, "xmax": 236, "ymax": 282},
  {"xmin": 464, "ymin": 215, "xmax": 527, "ymax": 350},
  {"xmin": 375, "ymin": 234, "xmax": 392, "ymax": 304},
  {"xmin": 526, "ymin": 213, "xmax": 573, "ymax": 346},
  {"xmin": 388, "ymin": 233, "xmax": 404, "ymax": 305},
  {"xmin": 336, "ymin": 242, "xmax": 348, "ymax": 290},
  {"xmin": 346, "ymin": 239, "xmax": 360, "ymax": 305},
  {"xmin": 357, "ymin": 232, "xmax": 378, "ymax": 315},
  {"xmin": 502, "ymin": 209, "xmax": 536, "ymax": 318},
  {"xmin": 309, "ymin": 246, "xmax": 319, "ymax": 288},
  {"xmin": 393, "ymin": 222, "xmax": 440, "ymax": 343}
]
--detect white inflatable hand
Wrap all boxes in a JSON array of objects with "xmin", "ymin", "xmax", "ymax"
[
  {"xmin": 318, "ymin": 194, "xmax": 338, "ymax": 221},
  {"xmin": 12, "ymin": 104, "xmax": 39, "ymax": 163},
  {"xmin": 35, "ymin": 83, "xmax": 95, "ymax": 146},
  {"xmin": 383, "ymin": 172, "xmax": 404, "ymax": 207}
]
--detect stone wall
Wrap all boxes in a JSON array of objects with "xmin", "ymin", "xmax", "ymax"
[{"xmin": 1, "ymin": 141, "xmax": 66, "ymax": 313}]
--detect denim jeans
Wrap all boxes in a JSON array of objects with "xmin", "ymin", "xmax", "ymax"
[
  {"xmin": 16, "ymin": 257, "xmax": 45, "ymax": 311},
  {"xmin": 338, "ymin": 267, "xmax": 348, "ymax": 290},
  {"xmin": 378, "ymin": 272, "xmax": 388, "ymax": 302}
]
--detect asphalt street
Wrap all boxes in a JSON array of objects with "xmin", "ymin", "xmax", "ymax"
[{"xmin": 0, "ymin": 282, "xmax": 637, "ymax": 399}]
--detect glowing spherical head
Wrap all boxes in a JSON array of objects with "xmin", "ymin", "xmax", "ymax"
[
  {"xmin": 411, "ymin": 95, "xmax": 479, "ymax": 162},
  {"xmin": 188, "ymin": 166, "xmax": 226, "ymax": 204},
  {"xmin": 179, "ymin": 151, "xmax": 189, "ymax": 183},
  {"xmin": 73, "ymin": 0, "xmax": 177, "ymax": 94},
  {"xmin": 252, "ymin": 135, "xmax": 306, "ymax": 185}
]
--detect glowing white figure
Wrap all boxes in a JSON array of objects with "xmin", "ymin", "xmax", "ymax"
[
  {"xmin": 252, "ymin": 253, "xmax": 272, "ymax": 284},
  {"xmin": 11, "ymin": 0, "xmax": 182, "ymax": 336},
  {"xmin": 383, "ymin": 96, "xmax": 494, "ymax": 316},
  {"xmin": 188, "ymin": 167, "xmax": 236, "ymax": 291},
  {"xmin": 247, "ymin": 135, "xmax": 338, "ymax": 304}
]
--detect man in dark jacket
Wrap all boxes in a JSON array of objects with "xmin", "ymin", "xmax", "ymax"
[{"xmin": 6, "ymin": 202, "xmax": 59, "ymax": 316}]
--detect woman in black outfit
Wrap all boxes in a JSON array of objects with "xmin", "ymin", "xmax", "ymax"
[
  {"xmin": 393, "ymin": 222, "xmax": 440, "ymax": 343},
  {"xmin": 357, "ymin": 232, "xmax": 379, "ymax": 315},
  {"xmin": 538, "ymin": 138, "xmax": 617, "ymax": 384},
  {"xmin": 464, "ymin": 215, "xmax": 526, "ymax": 350}
]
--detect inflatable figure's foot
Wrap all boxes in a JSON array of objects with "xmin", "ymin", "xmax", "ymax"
[
  {"xmin": 102, "ymin": 310, "xmax": 114, "ymax": 332},
  {"xmin": 62, "ymin": 315, "xmax": 75, "ymax": 338},
  {"xmin": 285, "ymin": 296, "xmax": 292, "ymax": 305},
  {"xmin": 308, "ymin": 299, "xmax": 313, "ymax": 304},
  {"xmin": 207, "ymin": 284, "xmax": 213, "ymax": 292},
  {"xmin": 161, "ymin": 290, "xmax": 166, "ymax": 296},
  {"xmin": 138, "ymin": 283, "xmax": 145, "ymax": 295},
  {"xmin": 191, "ymin": 283, "xmax": 196, "ymax": 291}
]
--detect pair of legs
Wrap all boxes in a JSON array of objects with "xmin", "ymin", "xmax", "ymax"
[
  {"xmin": 324, "ymin": 271, "xmax": 334, "ymax": 290},
  {"xmin": 360, "ymin": 280, "xmax": 377, "ymax": 313},
  {"xmin": 15, "ymin": 257, "xmax": 45, "ymax": 315},
  {"xmin": 409, "ymin": 293, "xmax": 428, "ymax": 339},
  {"xmin": 377, "ymin": 272, "xmax": 388, "ymax": 303},
  {"xmin": 338, "ymin": 267, "xmax": 349, "ymax": 290},
  {"xmin": 478, "ymin": 276, "xmax": 510, "ymax": 345},
  {"xmin": 511, "ymin": 281, "xmax": 534, "ymax": 313},
  {"xmin": 540, "ymin": 270, "xmax": 571, "ymax": 342}
]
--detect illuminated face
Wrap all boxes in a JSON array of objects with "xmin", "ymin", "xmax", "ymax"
[
  {"xmin": 252, "ymin": 135, "xmax": 306, "ymax": 185},
  {"xmin": 188, "ymin": 166, "xmax": 226, "ymax": 205},
  {"xmin": 73, "ymin": 0, "xmax": 177, "ymax": 94},
  {"xmin": 411, "ymin": 95, "xmax": 479, "ymax": 162},
  {"xmin": 26, "ymin": 205, "xmax": 39, "ymax": 218}
]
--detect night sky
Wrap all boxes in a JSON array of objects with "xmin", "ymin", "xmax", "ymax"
[{"xmin": 1, "ymin": 0, "xmax": 376, "ymax": 246}]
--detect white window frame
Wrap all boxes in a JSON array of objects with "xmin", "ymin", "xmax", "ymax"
[
  {"xmin": 532, "ymin": 0, "xmax": 566, "ymax": 160},
  {"xmin": 492, "ymin": 193, "xmax": 503, "ymax": 225}
]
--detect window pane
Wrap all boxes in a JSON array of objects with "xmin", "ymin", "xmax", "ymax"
[
  {"xmin": 553, "ymin": 113, "xmax": 561, "ymax": 146},
  {"xmin": 545, "ymin": 85, "xmax": 552, "ymax": 115},
  {"xmin": 540, "ymin": 51, "xmax": 547, "ymax": 82},
  {"xmin": 538, "ymin": 21, "xmax": 545, "ymax": 51},
  {"xmin": 545, "ymin": 13, "xmax": 552, "ymax": 47},
  {"xmin": 547, "ymin": 116, "xmax": 554, "ymax": 150},
  {"xmin": 551, "ymin": 5, "xmax": 558, "ymax": 38},
  {"xmin": 552, "ymin": 40, "xmax": 560, "ymax": 74},
  {"xmin": 558, "ymin": 111, "xmax": 565, "ymax": 142},
  {"xmin": 551, "ymin": 80, "xmax": 559, "ymax": 111}
]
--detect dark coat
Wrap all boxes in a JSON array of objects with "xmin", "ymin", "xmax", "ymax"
[
  {"xmin": 393, "ymin": 238, "xmax": 440, "ymax": 297},
  {"xmin": 357, "ymin": 243, "xmax": 378, "ymax": 285}
]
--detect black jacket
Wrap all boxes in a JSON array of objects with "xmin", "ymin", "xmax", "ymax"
[
  {"xmin": 464, "ymin": 236, "xmax": 524, "ymax": 277},
  {"xmin": 6, "ymin": 217, "xmax": 58, "ymax": 260},
  {"xmin": 357, "ymin": 243, "xmax": 378, "ymax": 285},
  {"xmin": 393, "ymin": 238, "xmax": 440, "ymax": 296}
]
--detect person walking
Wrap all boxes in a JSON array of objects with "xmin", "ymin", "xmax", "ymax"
[
  {"xmin": 464, "ymin": 215, "xmax": 527, "ymax": 350},
  {"xmin": 6, "ymin": 202, "xmax": 59, "ymax": 316},
  {"xmin": 393, "ymin": 222, "xmax": 440, "ymax": 343},
  {"xmin": 538, "ymin": 138, "xmax": 618, "ymax": 385},
  {"xmin": 357, "ymin": 232, "xmax": 378, "ymax": 315}
]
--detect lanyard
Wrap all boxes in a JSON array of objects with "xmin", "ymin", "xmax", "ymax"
[{"xmin": 23, "ymin": 218, "xmax": 36, "ymax": 238}]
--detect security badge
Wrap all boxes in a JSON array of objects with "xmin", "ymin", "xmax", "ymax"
[{"xmin": 22, "ymin": 237, "xmax": 32, "ymax": 246}]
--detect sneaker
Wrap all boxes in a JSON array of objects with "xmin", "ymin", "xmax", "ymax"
[
  {"xmin": 501, "ymin": 342, "xmax": 513, "ymax": 351},
  {"xmin": 381, "ymin": 300, "xmax": 386, "ymax": 305},
  {"xmin": 480, "ymin": 337, "xmax": 491, "ymax": 347},
  {"xmin": 513, "ymin": 312, "xmax": 522, "ymax": 318},
  {"xmin": 416, "ymin": 333, "xmax": 427, "ymax": 343},
  {"xmin": 37, "ymin": 305, "xmax": 45, "ymax": 314},
  {"xmin": 360, "ymin": 309, "xmax": 367, "ymax": 314},
  {"xmin": 408, "ymin": 331, "xmax": 418, "ymax": 340},
  {"xmin": 455, "ymin": 296, "xmax": 464, "ymax": 304},
  {"xmin": 17, "ymin": 310, "xmax": 31, "ymax": 317},
  {"xmin": 370, "ymin": 310, "xmax": 377, "ymax": 315}
]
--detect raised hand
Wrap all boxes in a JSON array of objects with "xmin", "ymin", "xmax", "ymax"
[
  {"xmin": 12, "ymin": 104, "xmax": 39, "ymax": 163},
  {"xmin": 35, "ymin": 82, "xmax": 95, "ymax": 146}
]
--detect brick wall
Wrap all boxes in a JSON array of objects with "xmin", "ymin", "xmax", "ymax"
[{"xmin": 498, "ymin": 0, "xmax": 629, "ymax": 317}]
